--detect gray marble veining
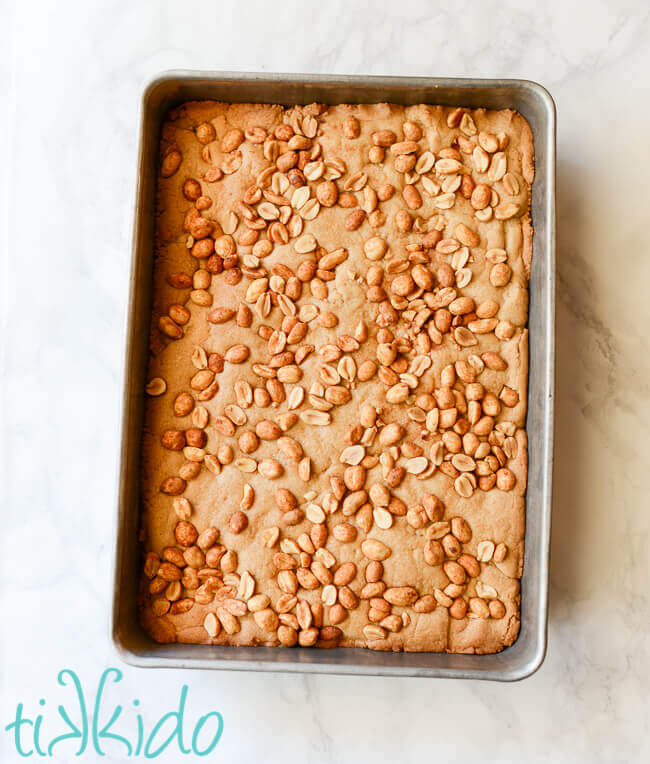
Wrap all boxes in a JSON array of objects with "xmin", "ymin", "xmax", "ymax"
[{"xmin": 2, "ymin": 0, "xmax": 649, "ymax": 762}]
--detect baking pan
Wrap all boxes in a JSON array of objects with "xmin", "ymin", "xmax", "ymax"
[{"xmin": 112, "ymin": 71, "xmax": 555, "ymax": 680}]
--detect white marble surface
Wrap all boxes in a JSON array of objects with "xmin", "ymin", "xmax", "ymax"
[{"xmin": 2, "ymin": 0, "xmax": 650, "ymax": 761}]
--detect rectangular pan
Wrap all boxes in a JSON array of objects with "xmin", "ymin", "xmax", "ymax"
[{"xmin": 112, "ymin": 71, "xmax": 555, "ymax": 680}]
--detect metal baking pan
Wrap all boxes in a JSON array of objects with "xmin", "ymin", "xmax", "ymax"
[{"xmin": 112, "ymin": 71, "xmax": 555, "ymax": 681}]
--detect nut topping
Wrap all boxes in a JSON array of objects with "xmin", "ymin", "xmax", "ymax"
[{"xmin": 143, "ymin": 99, "xmax": 532, "ymax": 654}]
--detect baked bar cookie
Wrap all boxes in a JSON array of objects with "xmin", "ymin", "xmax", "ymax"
[{"xmin": 139, "ymin": 100, "xmax": 533, "ymax": 654}]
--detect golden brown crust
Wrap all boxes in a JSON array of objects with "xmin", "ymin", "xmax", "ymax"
[{"xmin": 139, "ymin": 100, "xmax": 534, "ymax": 655}]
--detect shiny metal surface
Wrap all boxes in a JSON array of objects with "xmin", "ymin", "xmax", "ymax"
[{"xmin": 112, "ymin": 71, "xmax": 555, "ymax": 680}]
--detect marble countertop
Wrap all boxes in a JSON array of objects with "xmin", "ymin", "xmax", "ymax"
[{"xmin": 2, "ymin": 0, "xmax": 649, "ymax": 761}]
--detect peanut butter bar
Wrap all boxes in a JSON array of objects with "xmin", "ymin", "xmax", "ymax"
[{"xmin": 139, "ymin": 100, "xmax": 533, "ymax": 653}]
